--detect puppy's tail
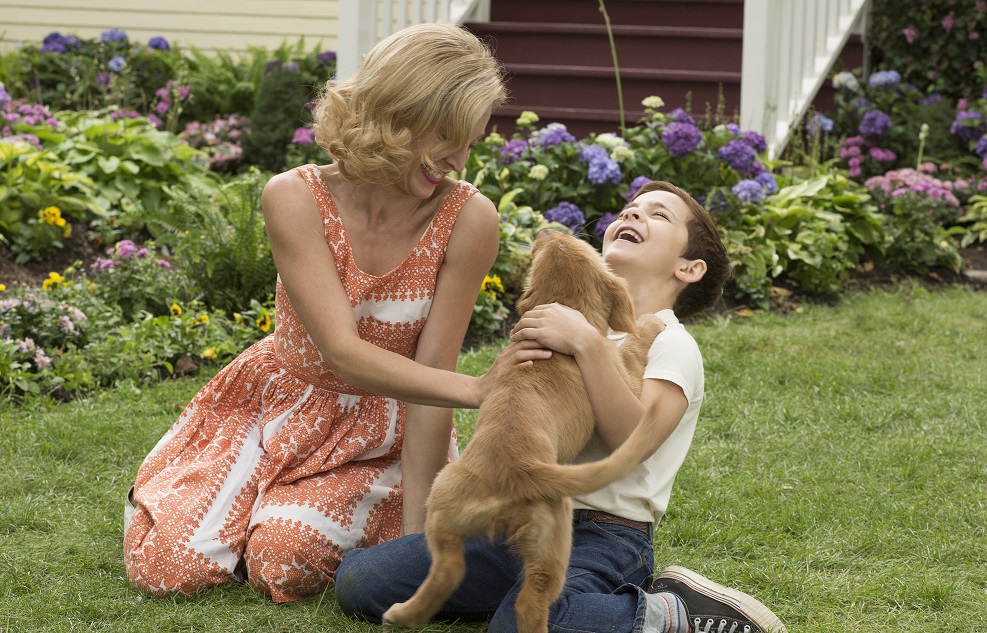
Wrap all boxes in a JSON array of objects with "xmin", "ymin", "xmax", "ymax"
[{"xmin": 517, "ymin": 401, "xmax": 663, "ymax": 500}]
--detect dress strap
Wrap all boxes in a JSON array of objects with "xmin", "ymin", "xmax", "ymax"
[{"xmin": 294, "ymin": 164, "xmax": 334, "ymax": 225}]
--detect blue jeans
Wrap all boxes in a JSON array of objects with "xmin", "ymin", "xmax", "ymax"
[{"xmin": 335, "ymin": 510, "xmax": 655, "ymax": 633}]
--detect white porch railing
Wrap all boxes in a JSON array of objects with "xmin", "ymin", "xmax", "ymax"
[
  {"xmin": 740, "ymin": 0, "xmax": 870, "ymax": 158},
  {"xmin": 336, "ymin": 0, "xmax": 491, "ymax": 80}
]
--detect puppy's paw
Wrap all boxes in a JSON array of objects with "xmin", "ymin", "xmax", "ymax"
[{"xmin": 382, "ymin": 602, "xmax": 428, "ymax": 629}]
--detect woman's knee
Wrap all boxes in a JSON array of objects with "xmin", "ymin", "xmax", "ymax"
[
  {"xmin": 244, "ymin": 518, "xmax": 337, "ymax": 602},
  {"xmin": 124, "ymin": 516, "xmax": 228, "ymax": 596}
]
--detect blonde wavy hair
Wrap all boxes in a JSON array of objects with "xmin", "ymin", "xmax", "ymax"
[{"xmin": 312, "ymin": 23, "xmax": 506, "ymax": 185}]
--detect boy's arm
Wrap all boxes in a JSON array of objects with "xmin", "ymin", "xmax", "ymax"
[{"xmin": 511, "ymin": 302, "xmax": 687, "ymax": 455}]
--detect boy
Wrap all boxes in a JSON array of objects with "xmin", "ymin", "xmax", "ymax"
[{"xmin": 334, "ymin": 181, "xmax": 787, "ymax": 633}]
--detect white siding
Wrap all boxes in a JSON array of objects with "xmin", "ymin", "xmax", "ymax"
[{"xmin": 0, "ymin": 0, "xmax": 340, "ymax": 54}]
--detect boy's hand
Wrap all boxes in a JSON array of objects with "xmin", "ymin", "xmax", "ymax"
[{"xmin": 510, "ymin": 302, "xmax": 595, "ymax": 356}]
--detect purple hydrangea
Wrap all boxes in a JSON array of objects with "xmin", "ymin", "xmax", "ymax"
[
  {"xmin": 918, "ymin": 93, "xmax": 944, "ymax": 106},
  {"xmin": 951, "ymin": 110, "xmax": 986, "ymax": 144},
  {"xmin": 108, "ymin": 56, "xmax": 127, "ymax": 73},
  {"xmin": 148, "ymin": 36, "xmax": 170, "ymax": 51},
  {"xmin": 859, "ymin": 109, "xmax": 893, "ymax": 137},
  {"xmin": 725, "ymin": 123, "xmax": 741, "ymax": 135},
  {"xmin": 717, "ymin": 139, "xmax": 758, "ymax": 173},
  {"xmin": 40, "ymin": 32, "xmax": 78, "ymax": 54},
  {"xmin": 667, "ymin": 108, "xmax": 696, "ymax": 125},
  {"xmin": 500, "ymin": 139, "xmax": 528, "ymax": 164},
  {"xmin": 868, "ymin": 147, "xmax": 897, "ymax": 162},
  {"xmin": 544, "ymin": 202, "xmax": 585, "ymax": 234},
  {"xmin": 975, "ymin": 136, "xmax": 987, "ymax": 159},
  {"xmin": 594, "ymin": 212, "xmax": 618, "ymax": 242},
  {"xmin": 868, "ymin": 70, "xmax": 902, "ymax": 89},
  {"xmin": 661, "ymin": 122, "xmax": 702, "ymax": 157},
  {"xmin": 732, "ymin": 179, "xmax": 766, "ymax": 203},
  {"xmin": 317, "ymin": 51, "xmax": 337, "ymax": 64},
  {"xmin": 627, "ymin": 175, "xmax": 651, "ymax": 201},
  {"xmin": 0, "ymin": 84, "xmax": 10, "ymax": 108},
  {"xmin": 101, "ymin": 29, "xmax": 128, "ymax": 43},
  {"xmin": 95, "ymin": 72, "xmax": 112, "ymax": 87},
  {"xmin": 740, "ymin": 130, "xmax": 768, "ymax": 154},
  {"xmin": 579, "ymin": 144, "xmax": 622, "ymax": 185},
  {"xmin": 532, "ymin": 123, "xmax": 576, "ymax": 148}
]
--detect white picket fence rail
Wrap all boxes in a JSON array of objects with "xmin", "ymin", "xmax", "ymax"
[
  {"xmin": 336, "ymin": 0, "xmax": 870, "ymax": 157},
  {"xmin": 336, "ymin": 0, "xmax": 490, "ymax": 79},
  {"xmin": 741, "ymin": 0, "xmax": 870, "ymax": 157}
]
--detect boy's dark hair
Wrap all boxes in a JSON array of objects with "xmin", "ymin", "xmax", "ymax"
[{"xmin": 630, "ymin": 181, "xmax": 731, "ymax": 317}]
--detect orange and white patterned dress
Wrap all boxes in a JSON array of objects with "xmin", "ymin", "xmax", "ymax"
[{"xmin": 124, "ymin": 164, "xmax": 474, "ymax": 602}]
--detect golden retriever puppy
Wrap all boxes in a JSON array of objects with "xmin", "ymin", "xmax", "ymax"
[{"xmin": 382, "ymin": 230, "xmax": 666, "ymax": 633}]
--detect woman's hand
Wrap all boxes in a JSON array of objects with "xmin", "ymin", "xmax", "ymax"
[
  {"xmin": 509, "ymin": 302, "xmax": 595, "ymax": 356},
  {"xmin": 476, "ymin": 339, "xmax": 552, "ymax": 403}
]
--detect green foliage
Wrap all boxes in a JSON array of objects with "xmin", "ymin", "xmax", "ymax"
[
  {"xmin": 87, "ymin": 240, "xmax": 197, "ymax": 320},
  {"xmin": 720, "ymin": 174, "xmax": 885, "ymax": 303},
  {"xmin": 156, "ymin": 168, "xmax": 278, "ymax": 314},
  {"xmin": 959, "ymin": 194, "xmax": 987, "ymax": 246},
  {"xmin": 240, "ymin": 62, "xmax": 318, "ymax": 173},
  {"xmin": 868, "ymin": 0, "xmax": 987, "ymax": 102},
  {"xmin": 873, "ymin": 191, "xmax": 965, "ymax": 273},
  {"xmin": 0, "ymin": 139, "xmax": 106, "ymax": 261},
  {"xmin": 53, "ymin": 110, "xmax": 219, "ymax": 243}
]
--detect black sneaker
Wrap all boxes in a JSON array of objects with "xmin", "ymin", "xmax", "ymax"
[{"xmin": 649, "ymin": 565, "xmax": 787, "ymax": 633}]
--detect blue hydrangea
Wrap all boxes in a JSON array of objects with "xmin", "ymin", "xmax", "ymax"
[
  {"xmin": 579, "ymin": 144, "xmax": 622, "ymax": 185},
  {"xmin": 101, "ymin": 29, "xmax": 128, "ymax": 43},
  {"xmin": 755, "ymin": 171, "xmax": 778, "ymax": 195},
  {"xmin": 108, "ymin": 56, "xmax": 127, "ymax": 73},
  {"xmin": 532, "ymin": 123, "xmax": 576, "ymax": 148},
  {"xmin": 626, "ymin": 176, "xmax": 651, "ymax": 201},
  {"xmin": 148, "ymin": 36, "xmax": 170, "ymax": 51},
  {"xmin": 732, "ymin": 179, "xmax": 766, "ymax": 203},
  {"xmin": 717, "ymin": 139, "xmax": 757, "ymax": 173},
  {"xmin": 806, "ymin": 113, "xmax": 835, "ymax": 135},
  {"xmin": 661, "ymin": 122, "xmax": 703, "ymax": 157},
  {"xmin": 594, "ymin": 212, "xmax": 618, "ymax": 242},
  {"xmin": 544, "ymin": 202, "xmax": 585, "ymax": 234},
  {"xmin": 500, "ymin": 139, "xmax": 529, "ymax": 164},
  {"xmin": 868, "ymin": 70, "xmax": 901, "ymax": 89},
  {"xmin": 859, "ymin": 109, "xmax": 893, "ymax": 137}
]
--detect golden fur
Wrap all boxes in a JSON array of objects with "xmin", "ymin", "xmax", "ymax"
[{"xmin": 382, "ymin": 231, "xmax": 666, "ymax": 633}]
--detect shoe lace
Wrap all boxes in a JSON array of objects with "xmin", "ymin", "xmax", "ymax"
[{"xmin": 694, "ymin": 618, "xmax": 752, "ymax": 633}]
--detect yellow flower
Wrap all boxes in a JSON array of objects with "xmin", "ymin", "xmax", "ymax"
[
  {"xmin": 40, "ymin": 206, "xmax": 65, "ymax": 227},
  {"xmin": 42, "ymin": 272, "xmax": 64, "ymax": 290},
  {"xmin": 256, "ymin": 312, "xmax": 272, "ymax": 332},
  {"xmin": 199, "ymin": 347, "xmax": 217, "ymax": 360},
  {"xmin": 197, "ymin": 314, "xmax": 209, "ymax": 324},
  {"xmin": 233, "ymin": 312, "xmax": 243, "ymax": 325},
  {"xmin": 62, "ymin": 223, "xmax": 72, "ymax": 238},
  {"xmin": 0, "ymin": 284, "xmax": 6, "ymax": 292},
  {"xmin": 170, "ymin": 303, "xmax": 183, "ymax": 317},
  {"xmin": 481, "ymin": 275, "xmax": 504, "ymax": 296}
]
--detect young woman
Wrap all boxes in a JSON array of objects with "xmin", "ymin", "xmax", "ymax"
[
  {"xmin": 335, "ymin": 182, "xmax": 788, "ymax": 633},
  {"xmin": 124, "ymin": 23, "xmax": 507, "ymax": 603}
]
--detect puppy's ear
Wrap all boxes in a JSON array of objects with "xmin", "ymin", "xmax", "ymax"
[{"xmin": 606, "ymin": 277, "xmax": 638, "ymax": 334}]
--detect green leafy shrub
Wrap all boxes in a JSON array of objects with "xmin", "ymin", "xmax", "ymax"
[
  {"xmin": 240, "ymin": 62, "xmax": 317, "ymax": 173},
  {"xmin": 868, "ymin": 0, "xmax": 987, "ymax": 102},
  {"xmin": 155, "ymin": 168, "xmax": 277, "ymax": 314},
  {"xmin": 87, "ymin": 239, "xmax": 197, "ymax": 320},
  {"xmin": 959, "ymin": 194, "xmax": 987, "ymax": 245}
]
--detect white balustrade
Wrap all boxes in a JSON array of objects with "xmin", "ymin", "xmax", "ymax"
[
  {"xmin": 336, "ymin": 0, "xmax": 490, "ymax": 79},
  {"xmin": 741, "ymin": 0, "xmax": 871, "ymax": 158}
]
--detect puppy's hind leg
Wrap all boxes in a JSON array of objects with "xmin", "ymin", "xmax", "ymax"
[
  {"xmin": 512, "ymin": 504, "xmax": 573, "ymax": 633},
  {"xmin": 382, "ymin": 521, "xmax": 467, "ymax": 629}
]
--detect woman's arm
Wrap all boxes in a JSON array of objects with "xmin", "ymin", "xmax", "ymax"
[
  {"xmin": 398, "ymin": 193, "xmax": 501, "ymax": 532},
  {"xmin": 262, "ymin": 172, "xmax": 495, "ymax": 409},
  {"xmin": 510, "ymin": 303, "xmax": 687, "ymax": 455}
]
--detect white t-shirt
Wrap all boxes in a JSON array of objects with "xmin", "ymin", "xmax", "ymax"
[{"xmin": 570, "ymin": 308, "xmax": 703, "ymax": 524}]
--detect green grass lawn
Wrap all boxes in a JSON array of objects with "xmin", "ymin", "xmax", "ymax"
[{"xmin": 1, "ymin": 285, "xmax": 985, "ymax": 632}]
